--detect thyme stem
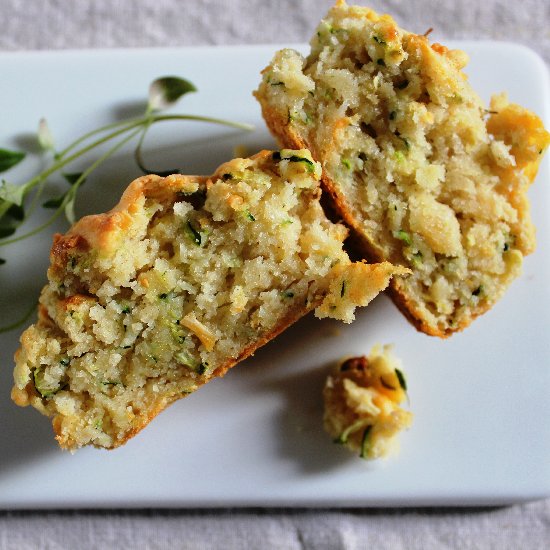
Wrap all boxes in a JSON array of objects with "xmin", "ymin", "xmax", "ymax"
[{"xmin": 0, "ymin": 127, "xmax": 142, "ymax": 247}]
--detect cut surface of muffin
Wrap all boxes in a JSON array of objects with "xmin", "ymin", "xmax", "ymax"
[
  {"xmin": 255, "ymin": 0, "xmax": 550, "ymax": 336},
  {"xmin": 12, "ymin": 149, "xmax": 402, "ymax": 450}
]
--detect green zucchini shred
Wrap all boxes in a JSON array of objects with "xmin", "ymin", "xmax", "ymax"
[
  {"xmin": 175, "ymin": 351, "xmax": 207, "ymax": 375},
  {"xmin": 185, "ymin": 220, "xmax": 203, "ymax": 246},
  {"xmin": 33, "ymin": 368, "xmax": 61, "ymax": 398},
  {"xmin": 274, "ymin": 151, "xmax": 315, "ymax": 172},
  {"xmin": 394, "ymin": 230, "xmax": 412, "ymax": 246},
  {"xmin": 359, "ymin": 425, "xmax": 373, "ymax": 459},
  {"xmin": 395, "ymin": 368, "xmax": 407, "ymax": 391},
  {"xmin": 334, "ymin": 418, "xmax": 369, "ymax": 445},
  {"xmin": 340, "ymin": 280, "xmax": 346, "ymax": 298},
  {"xmin": 341, "ymin": 158, "xmax": 352, "ymax": 169}
]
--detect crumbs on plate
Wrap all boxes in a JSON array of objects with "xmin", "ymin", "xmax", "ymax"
[{"xmin": 323, "ymin": 344, "xmax": 412, "ymax": 460}]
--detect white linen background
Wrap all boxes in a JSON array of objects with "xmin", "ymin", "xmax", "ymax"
[{"xmin": 0, "ymin": 1, "xmax": 549, "ymax": 548}]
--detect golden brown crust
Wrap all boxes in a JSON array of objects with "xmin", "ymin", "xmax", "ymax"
[
  {"xmin": 51, "ymin": 174, "xmax": 207, "ymax": 262},
  {"xmin": 49, "ymin": 233, "xmax": 90, "ymax": 280}
]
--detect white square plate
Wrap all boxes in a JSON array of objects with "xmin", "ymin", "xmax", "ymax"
[{"xmin": 0, "ymin": 42, "xmax": 548, "ymax": 508}]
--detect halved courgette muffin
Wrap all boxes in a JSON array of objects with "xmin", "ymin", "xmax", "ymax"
[
  {"xmin": 12, "ymin": 149, "xmax": 405, "ymax": 450},
  {"xmin": 255, "ymin": 0, "xmax": 550, "ymax": 336}
]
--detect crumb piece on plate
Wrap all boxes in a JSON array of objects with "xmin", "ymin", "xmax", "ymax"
[{"xmin": 323, "ymin": 344, "xmax": 413, "ymax": 460}]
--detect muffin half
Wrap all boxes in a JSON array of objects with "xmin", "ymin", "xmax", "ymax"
[
  {"xmin": 255, "ymin": 1, "xmax": 550, "ymax": 336},
  {"xmin": 12, "ymin": 149, "xmax": 403, "ymax": 450}
]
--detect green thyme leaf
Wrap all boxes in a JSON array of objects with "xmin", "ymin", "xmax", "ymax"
[
  {"xmin": 288, "ymin": 155, "xmax": 313, "ymax": 166},
  {"xmin": 0, "ymin": 180, "xmax": 25, "ymax": 205},
  {"xmin": 0, "ymin": 202, "xmax": 24, "ymax": 237},
  {"xmin": 63, "ymin": 172, "xmax": 85, "ymax": 186},
  {"xmin": 6, "ymin": 203, "xmax": 24, "ymax": 221},
  {"xmin": 148, "ymin": 76, "xmax": 197, "ymax": 111},
  {"xmin": 0, "ymin": 149, "xmax": 25, "ymax": 173},
  {"xmin": 0, "ymin": 226, "xmax": 16, "ymax": 238},
  {"xmin": 42, "ymin": 194, "xmax": 67, "ymax": 209}
]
